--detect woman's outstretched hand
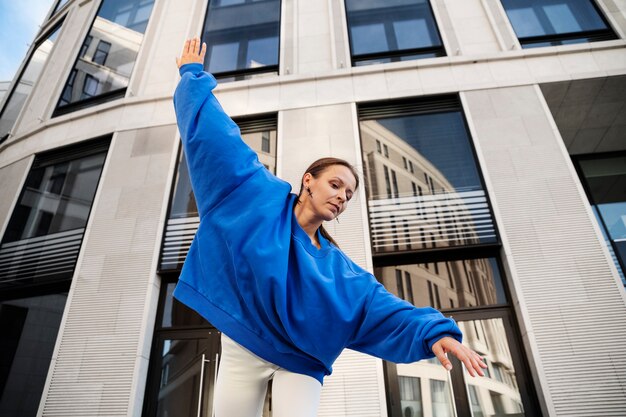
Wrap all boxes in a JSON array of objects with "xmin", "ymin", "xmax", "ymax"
[
  {"xmin": 432, "ymin": 336, "xmax": 488, "ymax": 377},
  {"xmin": 176, "ymin": 37, "xmax": 207, "ymax": 68}
]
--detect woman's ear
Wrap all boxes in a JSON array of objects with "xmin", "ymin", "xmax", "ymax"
[{"xmin": 302, "ymin": 172, "xmax": 312, "ymax": 188}]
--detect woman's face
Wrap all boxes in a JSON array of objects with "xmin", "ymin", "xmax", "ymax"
[{"xmin": 302, "ymin": 165, "xmax": 357, "ymax": 221}]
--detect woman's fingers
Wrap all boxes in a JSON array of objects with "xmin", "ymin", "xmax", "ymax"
[
  {"xmin": 432, "ymin": 337, "xmax": 487, "ymax": 377},
  {"xmin": 200, "ymin": 42, "xmax": 207, "ymax": 61},
  {"xmin": 432, "ymin": 342, "xmax": 453, "ymax": 371},
  {"xmin": 176, "ymin": 38, "xmax": 206, "ymax": 68}
]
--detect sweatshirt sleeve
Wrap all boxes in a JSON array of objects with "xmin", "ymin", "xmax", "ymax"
[
  {"xmin": 174, "ymin": 63, "xmax": 264, "ymax": 217},
  {"xmin": 348, "ymin": 282, "xmax": 463, "ymax": 363}
]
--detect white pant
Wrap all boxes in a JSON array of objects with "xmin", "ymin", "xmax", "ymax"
[{"xmin": 214, "ymin": 335, "xmax": 322, "ymax": 417}]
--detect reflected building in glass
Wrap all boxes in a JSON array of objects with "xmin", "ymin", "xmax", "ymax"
[{"xmin": 0, "ymin": 0, "xmax": 625, "ymax": 417}]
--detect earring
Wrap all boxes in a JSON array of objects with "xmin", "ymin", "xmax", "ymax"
[
  {"xmin": 336, "ymin": 216, "xmax": 340, "ymax": 223},
  {"xmin": 306, "ymin": 187, "xmax": 313, "ymax": 197}
]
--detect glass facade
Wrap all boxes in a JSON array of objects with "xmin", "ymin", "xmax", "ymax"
[
  {"xmin": 345, "ymin": 0, "xmax": 444, "ymax": 66},
  {"xmin": 360, "ymin": 98, "xmax": 539, "ymax": 416},
  {"xmin": 501, "ymin": 0, "xmax": 617, "ymax": 47},
  {"xmin": 55, "ymin": 0, "xmax": 156, "ymax": 114},
  {"xmin": 0, "ymin": 23, "xmax": 62, "ymax": 143},
  {"xmin": 576, "ymin": 154, "xmax": 626, "ymax": 286},
  {"xmin": 0, "ymin": 140, "xmax": 109, "ymax": 290},
  {"xmin": 201, "ymin": 0, "xmax": 281, "ymax": 80},
  {"xmin": 0, "ymin": 293, "xmax": 68, "ymax": 417}
]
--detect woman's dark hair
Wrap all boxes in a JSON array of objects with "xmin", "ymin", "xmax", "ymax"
[{"xmin": 297, "ymin": 157, "xmax": 360, "ymax": 248}]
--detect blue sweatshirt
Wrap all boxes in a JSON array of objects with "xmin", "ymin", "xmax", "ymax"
[{"xmin": 172, "ymin": 63, "xmax": 462, "ymax": 384}]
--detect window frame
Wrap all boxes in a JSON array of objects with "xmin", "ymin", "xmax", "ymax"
[
  {"xmin": 501, "ymin": 0, "xmax": 618, "ymax": 48},
  {"xmin": 357, "ymin": 96, "xmax": 541, "ymax": 416},
  {"xmin": 344, "ymin": 0, "xmax": 446, "ymax": 66},
  {"xmin": 200, "ymin": 0, "xmax": 283, "ymax": 81}
]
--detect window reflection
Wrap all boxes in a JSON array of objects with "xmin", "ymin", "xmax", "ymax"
[
  {"xmin": 3, "ymin": 152, "xmax": 107, "ymax": 243},
  {"xmin": 0, "ymin": 24, "xmax": 61, "ymax": 141},
  {"xmin": 376, "ymin": 258, "xmax": 506, "ymax": 310},
  {"xmin": 396, "ymin": 358, "xmax": 455, "ymax": 417},
  {"xmin": 345, "ymin": 0, "xmax": 444, "ymax": 66},
  {"xmin": 56, "ymin": 0, "xmax": 155, "ymax": 112},
  {"xmin": 460, "ymin": 319, "xmax": 525, "ymax": 417},
  {"xmin": 501, "ymin": 0, "xmax": 616, "ymax": 48},
  {"xmin": 360, "ymin": 109, "xmax": 497, "ymax": 253},
  {"xmin": 202, "ymin": 0, "xmax": 280, "ymax": 79}
]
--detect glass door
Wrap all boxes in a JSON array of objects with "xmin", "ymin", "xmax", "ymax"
[{"xmin": 145, "ymin": 330, "xmax": 221, "ymax": 417}]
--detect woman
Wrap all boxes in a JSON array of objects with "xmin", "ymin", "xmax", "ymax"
[{"xmin": 173, "ymin": 38, "xmax": 486, "ymax": 417}]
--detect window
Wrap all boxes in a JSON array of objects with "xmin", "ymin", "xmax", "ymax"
[
  {"xmin": 359, "ymin": 96, "xmax": 497, "ymax": 254},
  {"xmin": 92, "ymin": 40, "xmax": 111, "ymax": 65},
  {"xmin": 345, "ymin": 0, "xmax": 445, "ymax": 66},
  {"xmin": 0, "ymin": 22, "xmax": 62, "ymax": 143},
  {"xmin": 0, "ymin": 293, "xmax": 68, "ymax": 417},
  {"xmin": 398, "ymin": 376, "xmax": 422, "ymax": 417},
  {"xmin": 160, "ymin": 116, "xmax": 277, "ymax": 271},
  {"xmin": 0, "ymin": 138, "xmax": 109, "ymax": 292},
  {"xmin": 574, "ymin": 153, "xmax": 626, "ymax": 287},
  {"xmin": 501, "ymin": 0, "xmax": 617, "ymax": 48},
  {"xmin": 201, "ymin": 0, "xmax": 281, "ymax": 81},
  {"xmin": 53, "ymin": 0, "xmax": 156, "ymax": 115},
  {"xmin": 360, "ymin": 97, "xmax": 540, "ymax": 416}
]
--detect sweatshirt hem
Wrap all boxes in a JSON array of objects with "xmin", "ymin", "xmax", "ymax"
[{"xmin": 173, "ymin": 280, "xmax": 327, "ymax": 384}]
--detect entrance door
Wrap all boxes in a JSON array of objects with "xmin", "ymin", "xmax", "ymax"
[{"xmin": 145, "ymin": 330, "xmax": 221, "ymax": 417}]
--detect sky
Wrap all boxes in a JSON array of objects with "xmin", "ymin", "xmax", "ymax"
[{"xmin": 0, "ymin": 0, "xmax": 56, "ymax": 82}]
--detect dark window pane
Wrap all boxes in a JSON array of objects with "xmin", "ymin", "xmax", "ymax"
[
  {"xmin": 578, "ymin": 155, "xmax": 626, "ymax": 286},
  {"xmin": 160, "ymin": 283, "xmax": 208, "ymax": 328},
  {"xmin": 345, "ymin": 0, "xmax": 444, "ymax": 65},
  {"xmin": 0, "ymin": 293, "xmax": 67, "ymax": 417},
  {"xmin": 361, "ymin": 109, "xmax": 497, "ymax": 253},
  {"xmin": 202, "ymin": 0, "xmax": 280, "ymax": 76},
  {"xmin": 3, "ymin": 152, "xmax": 107, "ymax": 243},
  {"xmin": 55, "ymin": 0, "xmax": 155, "ymax": 112},
  {"xmin": 0, "ymin": 24, "xmax": 61, "ymax": 140},
  {"xmin": 375, "ymin": 258, "xmax": 507, "ymax": 309},
  {"xmin": 501, "ymin": 0, "xmax": 616, "ymax": 47}
]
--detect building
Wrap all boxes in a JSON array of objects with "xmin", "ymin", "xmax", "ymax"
[{"xmin": 0, "ymin": 0, "xmax": 625, "ymax": 416}]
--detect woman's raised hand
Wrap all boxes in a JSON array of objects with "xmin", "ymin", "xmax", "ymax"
[
  {"xmin": 431, "ymin": 336, "xmax": 488, "ymax": 377},
  {"xmin": 176, "ymin": 37, "xmax": 207, "ymax": 68}
]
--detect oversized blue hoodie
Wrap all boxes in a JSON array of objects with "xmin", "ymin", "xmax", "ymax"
[{"xmin": 172, "ymin": 63, "xmax": 462, "ymax": 384}]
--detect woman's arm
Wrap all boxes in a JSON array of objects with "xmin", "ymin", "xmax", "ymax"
[
  {"xmin": 174, "ymin": 38, "xmax": 264, "ymax": 217},
  {"xmin": 348, "ymin": 283, "xmax": 486, "ymax": 377}
]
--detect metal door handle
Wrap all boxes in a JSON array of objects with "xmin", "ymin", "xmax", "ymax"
[{"xmin": 196, "ymin": 353, "xmax": 211, "ymax": 417}]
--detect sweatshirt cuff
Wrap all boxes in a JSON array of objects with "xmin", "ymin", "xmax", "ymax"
[{"xmin": 179, "ymin": 63, "xmax": 205, "ymax": 76}]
